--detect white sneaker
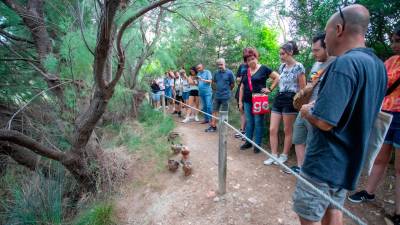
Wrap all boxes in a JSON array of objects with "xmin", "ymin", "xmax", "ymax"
[
  {"xmin": 273, "ymin": 154, "xmax": 288, "ymax": 165},
  {"xmin": 194, "ymin": 116, "xmax": 200, "ymax": 122},
  {"xmin": 181, "ymin": 117, "xmax": 191, "ymax": 123},
  {"xmin": 263, "ymin": 154, "xmax": 278, "ymax": 165}
]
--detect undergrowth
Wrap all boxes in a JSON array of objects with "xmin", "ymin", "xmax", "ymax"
[
  {"xmin": 73, "ymin": 202, "xmax": 117, "ymax": 225},
  {"xmin": 0, "ymin": 167, "xmax": 66, "ymax": 225},
  {"xmin": 102, "ymin": 101, "xmax": 175, "ymax": 168}
]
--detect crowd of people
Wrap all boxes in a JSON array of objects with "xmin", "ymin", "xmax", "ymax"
[
  {"xmin": 150, "ymin": 60, "xmax": 235, "ymax": 132},
  {"xmin": 150, "ymin": 4, "xmax": 400, "ymax": 225}
]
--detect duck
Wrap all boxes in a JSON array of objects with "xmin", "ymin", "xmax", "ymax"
[
  {"xmin": 168, "ymin": 159, "xmax": 179, "ymax": 172},
  {"xmin": 182, "ymin": 161, "xmax": 192, "ymax": 176}
]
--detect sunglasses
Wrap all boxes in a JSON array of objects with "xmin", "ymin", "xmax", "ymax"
[{"xmin": 339, "ymin": 6, "xmax": 346, "ymax": 31}]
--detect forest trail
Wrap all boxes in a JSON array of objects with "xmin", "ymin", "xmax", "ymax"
[{"xmin": 115, "ymin": 117, "xmax": 389, "ymax": 225}]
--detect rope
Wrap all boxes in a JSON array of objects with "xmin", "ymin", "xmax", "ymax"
[
  {"xmin": 156, "ymin": 93, "xmax": 367, "ymax": 225},
  {"xmin": 223, "ymin": 121, "xmax": 366, "ymax": 225},
  {"xmin": 163, "ymin": 93, "xmax": 219, "ymax": 120}
]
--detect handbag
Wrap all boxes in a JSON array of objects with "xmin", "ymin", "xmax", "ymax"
[
  {"xmin": 292, "ymin": 61, "xmax": 334, "ymax": 110},
  {"xmin": 363, "ymin": 76, "xmax": 400, "ymax": 175},
  {"xmin": 247, "ymin": 68, "xmax": 269, "ymax": 114},
  {"xmin": 292, "ymin": 71, "xmax": 323, "ymax": 110}
]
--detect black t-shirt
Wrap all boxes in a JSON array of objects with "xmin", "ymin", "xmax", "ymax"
[
  {"xmin": 151, "ymin": 82, "xmax": 160, "ymax": 93},
  {"xmin": 241, "ymin": 65, "xmax": 272, "ymax": 103},
  {"xmin": 235, "ymin": 64, "xmax": 248, "ymax": 100}
]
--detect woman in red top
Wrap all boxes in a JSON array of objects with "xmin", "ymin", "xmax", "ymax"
[{"xmin": 348, "ymin": 26, "xmax": 400, "ymax": 224}]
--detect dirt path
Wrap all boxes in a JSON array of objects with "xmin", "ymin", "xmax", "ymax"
[{"xmin": 116, "ymin": 118, "xmax": 390, "ymax": 225}]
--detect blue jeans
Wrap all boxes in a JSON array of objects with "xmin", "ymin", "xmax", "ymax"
[
  {"xmin": 200, "ymin": 93, "xmax": 213, "ymax": 122},
  {"xmin": 244, "ymin": 102, "xmax": 265, "ymax": 145}
]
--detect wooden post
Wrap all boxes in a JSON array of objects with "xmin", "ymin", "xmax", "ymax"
[
  {"xmin": 161, "ymin": 92, "xmax": 166, "ymax": 117},
  {"xmin": 218, "ymin": 110, "xmax": 228, "ymax": 194}
]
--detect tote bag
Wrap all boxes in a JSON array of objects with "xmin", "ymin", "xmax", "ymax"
[
  {"xmin": 363, "ymin": 76, "xmax": 400, "ymax": 175},
  {"xmin": 247, "ymin": 68, "xmax": 269, "ymax": 114}
]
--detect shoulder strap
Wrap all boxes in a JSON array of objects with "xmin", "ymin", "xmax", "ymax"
[
  {"xmin": 386, "ymin": 76, "xmax": 400, "ymax": 96},
  {"xmin": 247, "ymin": 68, "xmax": 253, "ymax": 92}
]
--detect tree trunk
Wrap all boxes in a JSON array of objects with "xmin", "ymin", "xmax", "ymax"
[
  {"xmin": 0, "ymin": 153, "xmax": 8, "ymax": 176},
  {"xmin": 0, "ymin": 0, "xmax": 175, "ymax": 193},
  {"xmin": 1, "ymin": 0, "xmax": 66, "ymax": 107}
]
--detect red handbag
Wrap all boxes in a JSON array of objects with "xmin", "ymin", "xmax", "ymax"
[{"xmin": 247, "ymin": 68, "xmax": 269, "ymax": 114}]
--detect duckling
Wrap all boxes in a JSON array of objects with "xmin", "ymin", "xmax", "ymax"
[
  {"xmin": 168, "ymin": 159, "xmax": 179, "ymax": 172},
  {"xmin": 182, "ymin": 161, "xmax": 192, "ymax": 176},
  {"xmin": 168, "ymin": 132, "xmax": 180, "ymax": 143},
  {"xmin": 181, "ymin": 146, "xmax": 190, "ymax": 161},
  {"xmin": 171, "ymin": 144, "xmax": 184, "ymax": 154}
]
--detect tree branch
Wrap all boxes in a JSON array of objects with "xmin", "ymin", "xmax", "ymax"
[
  {"xmin": 0, "ymin": 39, "xmax": 53, "ymax": 80},
  {"xmin": 110, "ymin": 0, "xmax": 175, "ymax": 90},
  {"xmin": 1, "ymin": 0, "xmax": 27, "ymax": 16},
  {"xmin": 92, "ymin": 0, "xmax": 120, "ymax": 91},
  {"xmin": 0, "ymin": 57, "xmax": 39, "ymax": 63},
  {"xmin": 0, "ymin": 129, "xmax": 65, "ymax": 161},
  {"xmin": 139, "ymin": 19, "xmax": 149, "ymax": 45},
  {"xmin": 161, "ymin": 7, "xmax": 206, "ymax": 34},
  {"xmin": 75, "ymin": 2, "xmax": 95, "ymax": 56},
  {"xmin": 0, "ymin": 28, "xmax": 34, "ymax": 44}
]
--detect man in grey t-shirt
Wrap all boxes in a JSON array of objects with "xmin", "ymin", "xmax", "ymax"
[{"xmin": 289, "ymin": 33, "xmax": 334, "ymax": 174}]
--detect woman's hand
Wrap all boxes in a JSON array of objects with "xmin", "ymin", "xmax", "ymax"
[{"xmin": 261, "ymin": 88, "xmax": 271, "ymax": 94}]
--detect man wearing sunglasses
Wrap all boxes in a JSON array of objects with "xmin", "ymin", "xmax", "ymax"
[{"xmin": 292, "ymin": 4, "xmax": 387, "ymax": 225}]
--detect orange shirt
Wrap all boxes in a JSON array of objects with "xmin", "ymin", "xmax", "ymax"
[
  {"xmin": 382, "ymin": 55, "xmax": 400, "ymax": 112},
  {"xmin": 311, "ymin": 69, "xmax": 325, "ymax": 82}
]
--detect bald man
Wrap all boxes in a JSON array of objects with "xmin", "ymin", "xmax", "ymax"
[{"xmin": 292, "ymin": 5, "xmax": 387, "ymax": 225}]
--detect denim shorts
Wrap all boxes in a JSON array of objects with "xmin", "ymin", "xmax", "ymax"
[
  {"xmin": 151, "ymin": 91, "xmax": 161, "ymax": 101},
  {"xmin": 383, "ymin": 111, "xmax": 400, "ymax": 148},
  {"xmin": 182, "ymin": 91, "xmax": 189, "ymax": 101},
  {"xmin": 271, "ymin": 92, "xmax": 298, "ymax": 115},
  {"xmin": 292, "ymin": 172, "xmax": 347, "ymax": 222},
  {"xmin": 165, "ymin": 87, "xmax": 173, "ymax": 98},
  {"xmin": 212, "ymin": 99, "xmax": 229, "ymax": 112}
]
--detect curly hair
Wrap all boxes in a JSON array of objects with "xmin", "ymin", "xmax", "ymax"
[{"xmin": 243, "ymin": 48, "xmax": 259, "ymax": 62}]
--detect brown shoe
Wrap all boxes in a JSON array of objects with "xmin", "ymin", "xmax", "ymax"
[{"xmin": 200, "ymin": 120, "xmax": 209, "ymax": 124}]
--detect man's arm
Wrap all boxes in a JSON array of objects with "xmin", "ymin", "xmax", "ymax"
[
  {"xmin": 200, "ymin": 70, "xmax": 213, "ymax": 83},
  {"xmin": 300, "ymin": 102, "xmax": 333, "ymax": 131},
  {"xmin": 230, "ymin": 71, "xmax": 235, "ymax": 90}
]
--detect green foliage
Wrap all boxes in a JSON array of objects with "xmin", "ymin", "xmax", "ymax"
[
  {"xmin": 107, "ymin": 84, "xmax": 132, "ymax": 116},
  {"xmin": 0, "ymin": 170, "xmax": 64, "ymax": 225},
  {"xmin": 44, "ymin": 54, "xmax": 59, "ymax": 74},
  {"xmin": 102, "ymin": 103, "xmax": 174, "ymax": 160},
  {"xmin": 73, "ymin": 202, "xmax": 117, "ymax": 225},
  {"xmin": 59, "ymin": 30, "xmax": 95, "ymax": 81},
  {"xmin": 138, "ymin": 103, "xmax": 175, "ymax": 137},
  {"xmin": 285, "ymin": 0, "xmax": 400, "ymax": 60}
]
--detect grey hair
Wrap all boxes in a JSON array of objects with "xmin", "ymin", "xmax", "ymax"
[{"xmin": 216, "ymin": 58, "xmax": 226, "ymax": 64}]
